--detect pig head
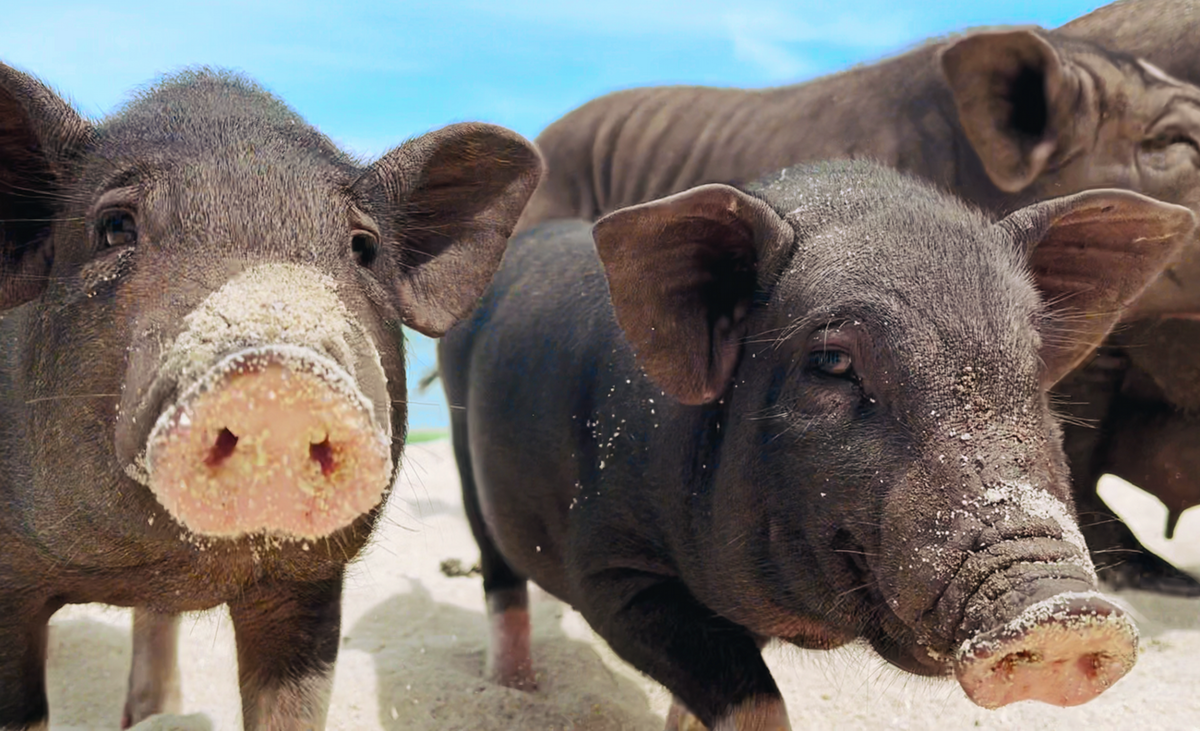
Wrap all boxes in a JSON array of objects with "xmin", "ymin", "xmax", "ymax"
[
  {"xmin": 596, "ymin": 169, "xmax": 1193, "ymax": 714},
  {"xmin": 0, "ymin": 63, "xmax": 541, "ymax": 729}
]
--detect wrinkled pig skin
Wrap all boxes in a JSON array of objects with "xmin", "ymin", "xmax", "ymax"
[
  {"xmin": 440, "ymin": 160, "xmax": 1195, "ymax": 730},
  {"xmin": 0, "ymin": 63, "xmax": 542, "ymax": 730},
  {"xmin": 519, "ymin": 22, "xmax": 1200, "ymax": 596},
  {"xmin": 1052, "ymin": 0, "xmax": 1200, "ymax": 593}
]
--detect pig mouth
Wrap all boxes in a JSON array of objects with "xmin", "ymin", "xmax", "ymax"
[{"xmin": 141, "ymin": 345, "xmax": 394, "ymax": 540}]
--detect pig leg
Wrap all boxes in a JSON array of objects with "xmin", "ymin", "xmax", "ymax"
[
  {"xmin": 121, "ymin": 609, "xmax": 182, "ymax": 728},
  {"xmin": 581, "ymin": 578, "xmax": 787, "ymax": 730},
  {"xmin": 453, "ymin": 412, "xmax": 536, "ymax": 689},
  {"xmin": 227, "ymin": 577, "xmax": 342, "ymax": 731},
  {"xmin": 0, "ymin": 605, "xmax": 52, "ymax": 731}
]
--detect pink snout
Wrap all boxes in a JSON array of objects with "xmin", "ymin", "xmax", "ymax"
[
  {"xmin": 954, "ymin": 592, "xmax": 1138, "ymax": 709},
  {"xmin": 144, "ymin": 348, "xmax": 392, "ymax": 539}
]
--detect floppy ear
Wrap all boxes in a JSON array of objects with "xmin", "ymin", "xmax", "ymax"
[
  {"xmin": 592, "ymin": 184, "xmax": 792, "ymax": 405},
  {"xmin": 0, "ymin": 61, "xmax": 92, "ymax": 309},
  {"xmin": 940, "ymin": 30, "xmax": 1072, "ymax": 194},
  {"xmin": 356, "ymin": 122, "xmax": 544, "ymax": 336},
  {"xmin": 998, "ymin": 189, "xmax": 1196, "ymax": 387}
]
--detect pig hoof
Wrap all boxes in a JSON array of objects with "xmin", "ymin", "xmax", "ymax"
[
  {"xmin": 145, "ymin": 346, "xmax": 392, "ymax": 539},
  {"xmin": 711, "ymin": 696, "xmax": 791, "ymax": 731},
  {"xmin": 1098, "ymin": 553, "xmax": 1200, "ymax": 598},
  {"xmin": 955, "ymin": 591, "xmax": 1138, "ymax": 708},
  {"xmin": 665, "ymin": 698, "xmax": 710, "ymax": 731},
  {"xmin": 486, "ymin": 595, "xmax": 537, "ymax": 690}
]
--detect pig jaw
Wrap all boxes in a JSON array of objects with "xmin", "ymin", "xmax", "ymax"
[{"xmin": 143, "ymin": 345, "xmax": 393, "ymax": 539}]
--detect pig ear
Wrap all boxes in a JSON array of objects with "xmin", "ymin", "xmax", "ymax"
[
  {"xmin": 0, "ymin": 62, "xmax": 92, "ymax": 309},
  {"xmin": 940, "ymin": 30, "xmax": 1070, "ymax": 194},
  {"xmin": 359, "ymin": 122, "xmax": 544, "ymax": 337},
  {"xmin": 999, "ymin": 189, "xmax": 1197, "ymax": 387},
  {"xmin": 592, "ymin": 184, "xmax": 792, "ymax": 405}
]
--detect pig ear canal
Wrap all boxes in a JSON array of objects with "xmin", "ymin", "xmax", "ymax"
[
  {"xmin": 592, "ymin": 184, "xmax": 792, "ymax": 406},
  {"xmin": 1000, "ymin": 188, "xmax": 1197, "ymax": 388},
  {"xmin": 0, "ymin": 62, "xmax": 93, "ymax": 309},
  {"xmin": 359, "ymin": 121, "xmax": 544, "ymax": 337},
  {"xmin": 940, "ymin": 30, "xmax": 1067, "ymax": 193}
]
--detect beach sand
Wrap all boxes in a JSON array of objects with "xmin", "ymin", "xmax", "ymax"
[{"xmin": 45, "ymin": 438, "xmax": 1200, "ymax": 731}]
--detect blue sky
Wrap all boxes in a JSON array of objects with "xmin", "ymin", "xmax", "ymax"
[{"xmin": 3, "ymin": 1, "xmax": 1109, "ymax": 430}]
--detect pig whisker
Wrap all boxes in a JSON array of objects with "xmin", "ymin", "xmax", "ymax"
[
  {"xmin": 1046, "ymin": 407, "xmax": 1098, "ymax": 430},
  {"xmin": 0, "ymin": 216, "xmax": 85, "ymax": 223},
  {"xmin": 746, "ymin": 406, "xmax": 787, "ymax": 422},
  {"xmin": 400, "ymin": 459, "xmax": 438, "ymax": 519},
  {"xmin": 0, "ymin": 180, "xmax": 87, "ymax": 203},
  {"xmin": 832, "ymin": 548, "xmax": 878, "ymax": 558},
  {"xmin": 379, "ymin": 512, "xmax": 421, "ymax": 533},
  {"xmin": 831, "ymin": 582, "xmax": 873, "ymax": 603},
  {"xmin": 1074, "ymin": 513, "xmax": 1129, "ymax": 527},
  {"xmin": 390, "ymin": 398, "xmax": 464, "ymax": 410},
  {"xmin": 25, "ymin": 393, "xmax": 120, "ymax": 404}
]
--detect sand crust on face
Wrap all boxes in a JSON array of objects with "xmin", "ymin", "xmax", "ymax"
[{"xmin": 45, "ymin": 440, "xmax": 1200, "ymax": 731}]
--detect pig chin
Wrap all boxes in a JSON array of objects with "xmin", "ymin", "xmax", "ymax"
[{"xmin": 142, "ymin": 345, "xmax": 393, "ymax": 540}]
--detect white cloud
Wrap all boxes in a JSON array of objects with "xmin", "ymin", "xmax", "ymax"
[{"xmin": 462, "ymin": 0, "xmax": 916, "ymax": 81}]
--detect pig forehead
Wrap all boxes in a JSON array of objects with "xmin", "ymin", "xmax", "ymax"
[
  {"xmin": 766, "ymin": 247, "xmax": 1042, "ymax": 369},
  {"xmin": 775, "ymin": 221, "xmax": 1038, "ymax": 321},
  {"xmin": 130, "ymin": 163, "xmax": 356, "ymax": 245}
]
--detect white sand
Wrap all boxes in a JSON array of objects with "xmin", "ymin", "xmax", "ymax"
[{"xmin": 45, "ymin": 439, "xmax": 1200, "ymax": 731}]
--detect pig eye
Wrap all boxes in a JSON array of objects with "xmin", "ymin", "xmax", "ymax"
[
  {"xmin": 807, "ymin": 349, "xmax": 853, "ymax": 377},
  {"xmin": 351, "ymin": 231, "xmax": 378, "ymax": 267},
  {"xmin": 97, "ymin": 210, "xmax": 138, "ymax": 249},
  {"xmin": 1143, "ymin": 131, "xmax": 1200, "ymax": 153}
]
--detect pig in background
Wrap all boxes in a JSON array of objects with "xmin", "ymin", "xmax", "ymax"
[
  {"xmin": 1044, "ymin": 0, "xmax": 1200, "ymax": 591},
  {"xmin": 0, "ymin": 62, "xmax": 542, "ymax": 730},
  {"xmin": 517, "ymin": 22, "xmax": 1200, "ymax": 596},
  {"xmin": 439, "ymin": 159, "xmax": 1196, "ymax": 730}
]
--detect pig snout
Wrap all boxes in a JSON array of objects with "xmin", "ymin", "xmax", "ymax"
[
  {"xmin": 118, "ymin": 263, "xmax": 394, "ymax": 539},
  {"xmin": 954, "ymin": 592, "xmax": 1137, "ymax": 709},
  {"xmin": 145, "ymin": 345, "xmax": 392, "ymax": 539},
  {"xmin": 879, "ymin": 470, "xmax": 1139, "ymax": 708}
]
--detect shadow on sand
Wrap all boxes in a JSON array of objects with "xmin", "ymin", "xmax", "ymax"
[{"xmin": 345, "ymin": 579, "xmax": 663, "ymax": 731}]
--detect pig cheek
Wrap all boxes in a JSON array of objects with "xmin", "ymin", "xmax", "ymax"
[{"xmin": 146, "ymin": 364, "xmax": 392, "ymax": 539}]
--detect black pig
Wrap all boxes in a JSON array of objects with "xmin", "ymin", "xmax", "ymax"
[
  {"xmin": 0, "ymin": 64, "xmax": 542, "ymax": 729},
  {"xmin": 440, "ymin": 161, "xmax": 1193, "ymax": 730},
  {"xmin": 518, "ymin": 23, "xmax": 1200, "ymax": 597}
]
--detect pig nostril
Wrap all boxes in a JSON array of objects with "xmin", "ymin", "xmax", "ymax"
[
  {"xmin": 205, "ymin": 428, "xmax": 239, "ymax": 467},
  {"xmin": 995, "ymin": 650, "xmax": 1041, "ymax": 678},
  {"xmin": 310, "ymin": 437, "xmax": 336, "ymax": 477},
  {"xmin": 1080, "ymin": 652, "xmax": 1110, "ymax": 680}
]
